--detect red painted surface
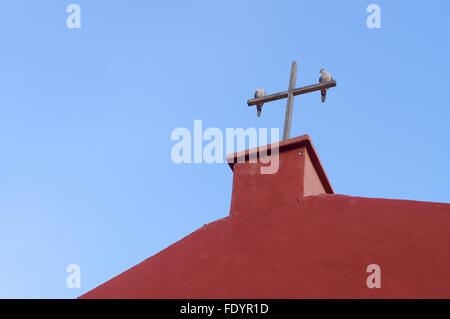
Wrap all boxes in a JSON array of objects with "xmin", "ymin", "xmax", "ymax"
[
  {"xmin": 82, "ymin": 136, "xmax": 450, "ymax": 299},
  {"xmin": 228, "ymin": 135, "xmax": 333, "ymax": 215}
]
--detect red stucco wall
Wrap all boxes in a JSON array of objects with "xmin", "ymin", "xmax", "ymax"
[
  {"xmin": 82, "ymin": 194, "xmax": 450, "ymax": 299},
  {"xmin": 82, "ymin": 136, "xmax": 450, "ymax": 298}
]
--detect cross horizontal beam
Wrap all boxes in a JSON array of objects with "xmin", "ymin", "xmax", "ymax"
[{"xmin": 247, "ymin": 80, "xmax": 337, "ymax": 106}]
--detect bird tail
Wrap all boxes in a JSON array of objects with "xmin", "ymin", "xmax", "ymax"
[
  {"xmin": 321, "ymin": 89, "xmax": 327, "ymax": 103},
  {"xmin": 257, "ymin": 104, "xmax": 262, "ymax": 117}
]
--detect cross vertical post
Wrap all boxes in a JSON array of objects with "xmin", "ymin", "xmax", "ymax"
[{"xmin": 283, "ymin": 61, "xmax": 297, "ymax": 140}]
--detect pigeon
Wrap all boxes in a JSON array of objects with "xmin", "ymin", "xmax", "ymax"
[
  {"xmin": 254, "ymin": 88, "xmax": 266, "ymax": 117},
  {"xmin": 319, "ymin": 69, "xmax": 332, "ymax": 103}
]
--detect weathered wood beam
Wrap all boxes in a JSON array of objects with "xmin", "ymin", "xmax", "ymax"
[
  {"xmin": 283, "ymin": 61, "xmax": 297, "ymax": 140},
  {"xmin": 247, "ymin": 80, "xmax": 337, "ymax": 106}
]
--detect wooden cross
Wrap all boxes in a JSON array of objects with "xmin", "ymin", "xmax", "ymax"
[{"xmin": 247, "ymin": 61, "xmax": 337, "ymax": 140}]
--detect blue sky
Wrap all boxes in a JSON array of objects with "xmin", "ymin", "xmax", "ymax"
[{"xmin": 0, "ymin": 1, "xmax": 449, "ymax": 298}]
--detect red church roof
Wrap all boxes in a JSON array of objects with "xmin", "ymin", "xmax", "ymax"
[{"xmin": 82, "ymin": 135, "xmax": 450, "ymax": 298}]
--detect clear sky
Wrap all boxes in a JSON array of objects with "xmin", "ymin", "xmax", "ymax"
[{"xmin": 0, "ymin": 0, "xmax": 449, "ymax": 298}]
